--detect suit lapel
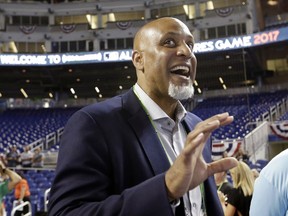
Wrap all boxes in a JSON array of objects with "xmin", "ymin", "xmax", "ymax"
[{"xmin": 123, "ymin": 89, "xmax": 171, "ymax": 175}]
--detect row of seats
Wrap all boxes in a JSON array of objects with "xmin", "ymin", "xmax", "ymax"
[
  {"xmin": 278, "ymin": 111, "xmax": 288, "ymax": 121},
  {"xmin": 0, "ymin": 90, "xmax": 286, "ymax": 215},
  {"xmin": 3, "ymin": 169, "xmax": 55, "ymax": 216},
  {"xmin": 226, "ymin": 159, "xmax": 269, "ymax": 183},
  {"xmin": 0, "ymin": 107, "xmax": 80, "ymax": 153},
  {"xmin": 1, "ymin": 91, "xmax": 287, "ymax": 152},
  {"xmin": 192, "ymin": 90, "xmax": 288, "ymax": 139}
]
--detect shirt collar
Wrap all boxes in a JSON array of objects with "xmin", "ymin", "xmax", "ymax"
[{"xmin": 133, "ymin": 83, "xmax": 187, "ymax": 123}]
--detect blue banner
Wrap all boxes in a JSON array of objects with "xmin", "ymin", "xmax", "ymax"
[{"xmin": 0, "ymin": 26, "xmax": 287, "ymax": 66}]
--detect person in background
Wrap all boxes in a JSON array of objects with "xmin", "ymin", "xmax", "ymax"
[
  {"xmin": 222, "ymin": 150, "xmax": 228, "ymax": 158},
  {"xmin": 20, "ymin": 146, "xmax": 33, "ymax": 169},
  {"xmin": 250, "ymin": 148, "xmax": 288, "ymax": 216},
  {"xmin": 6, "ymin": 146, "xmax": 20, "ymax": 168},
  {"xmin": 32, "ymin": 147, "xmax": 44, "ymax": 168},
  {"xmin": 219, "ymin": 161, "xmax": 254, "ymax": 216},
  {"xmin": 14, "ymin": 171, "xmax": 31, "ymax": 216},
  {"xmin": 235, "ymin": 147, "xmax": 249, "ymax": 163},
  {"xmin": 48, "ymin": 17, "xmax": 238, "ymax": 216},
  {"xmin": 251, "ymin": 168, "xmax": 259, "ymax": 180},
  {"xmin": 214, "ymin": 171, "xmax": 233, "ymax": 206},
  {"xmin": 0, "ymin": 161, "xmax": 22, "ymax": 216}
]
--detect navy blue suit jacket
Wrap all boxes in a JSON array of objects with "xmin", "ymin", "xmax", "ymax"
[{"xmin": 48, "ymin": 89, "xmax": 223, "ymax": 216}]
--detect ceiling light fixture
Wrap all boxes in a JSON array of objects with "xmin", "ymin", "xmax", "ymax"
[
  {"xmin": 219, "ymin": 77, "xmax": 224, "ymax": 84},
  {"xmin": 95, "ymin": 86, "xmax": 100, "ymax": 93},
  {"xmin": 20, "ymin": 88, "xmax": 28, "ymax": 98},
  {"xmin": 70, "ymin": 88, "xmax": 75, "ymax": 94},
  {"xmin": 267, "ymin": 0, "xmax": 278, "ymax": 6}
]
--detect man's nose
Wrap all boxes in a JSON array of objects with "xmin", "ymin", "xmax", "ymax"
[{"xmin": 176, "ymin": 43, "xmax": 193, "ymax": 58}]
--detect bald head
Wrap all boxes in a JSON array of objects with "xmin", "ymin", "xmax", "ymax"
[
  {"xmin": 131, "ymin": 17, "xmax": 196, "ymax": 105},
  {"xmin": 133, "ymin": 17, "xmax": 191, "ymax": 51}
]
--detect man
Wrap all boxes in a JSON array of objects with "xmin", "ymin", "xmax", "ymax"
[
  {"xmin": 20, "ymin": 145, "xmax": 33, "ymax": 168},
  {"xmin": 6, "ymin": 145, "xmax": 20, "ymax": 168},
  {"xmin": 32, "ymin": 147, "xmax": 44, "ymax": 168},
  {"xmin": 250, "ymin": 149, "xmax": 288, "ymax": 216},
  {"xmin": 48, "ymin": 17, "xmax": 237, "ymax": 216}
]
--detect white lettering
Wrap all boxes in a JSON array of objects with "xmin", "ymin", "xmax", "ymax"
[
  {"xmin": 104, "ymin": 51, "xmax": 119, "ymax": 61},
  {"xmin": 119, "ymin": 51, "xmax": 132, "ymax": 61},
  {"xmin": 47, "ymin": 55, "xmax": 61, "ymax": 64},
  {"xmin": 215, "ymin": 36, "xmax": 252, "ymax": 50},
  {"xmin": 62, "ymin": 53, "xmax": 102, "ymax": 63},
  {"xmin": 0, "ymin": 55, "xmax": 18, "ymax": 64},
  {"xmin": 194, "ymin": 41, "xmax": 214, "ymax": 53},
  {"xmin": 242, "ymin": 36, "xmax": 252, "ymax": 47},
  {"xmin": 0, "ymin": 55, "xmax": 47, "ymax": 65}
]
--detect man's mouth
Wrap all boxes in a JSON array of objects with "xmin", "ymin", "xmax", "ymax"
[{"xmin": 170, "ymin": 66, "xmax": 190, "ymax": 78}]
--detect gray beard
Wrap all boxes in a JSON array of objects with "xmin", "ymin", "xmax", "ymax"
[{"xmin": 168, "ymin": 81, "xmax": 194, "ymax": 100}]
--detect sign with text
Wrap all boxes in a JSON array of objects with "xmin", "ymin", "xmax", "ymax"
[
  {"xmin": 193, "ymin": 26, "xmax": 287, "ymax": 53},
  {"xmin": 0, "ymin": 26, "xmax": 287, "ymax": 66},
  {"xmin": 0, "ymin": 50, "xmax": 132, "ymax": 66}
]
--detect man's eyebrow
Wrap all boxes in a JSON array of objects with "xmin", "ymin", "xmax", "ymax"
[{"xmin": 162, "ymin": 32, "xmax": 194, "ymax": 42}]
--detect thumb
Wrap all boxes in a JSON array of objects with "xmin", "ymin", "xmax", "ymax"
[{"xmin": 207, "ymin": 157, "xmax": 238, "ymax": 176}]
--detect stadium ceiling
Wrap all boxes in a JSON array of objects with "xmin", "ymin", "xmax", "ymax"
[
  {"xmin": 0, "ymin": 40, "xmax": 287, "ymax": 100},
  {"xmin": 0, "ymin": 0, "xmax": 287, "ymax": 100}
]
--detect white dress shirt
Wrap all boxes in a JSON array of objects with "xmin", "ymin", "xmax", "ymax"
[{"xmin": 133, "ymin": 84, "xmax": 204, "ymax": 216}]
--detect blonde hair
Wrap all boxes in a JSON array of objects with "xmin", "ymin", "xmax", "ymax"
[{"xmin": 229, "ymin": 161, "xmax": 254, "ymax": 196}]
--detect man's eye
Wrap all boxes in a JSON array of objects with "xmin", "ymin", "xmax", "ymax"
[
  {"xmin": 187, "ymin": 43, "xmax": 194, "ymax": 51},
  {"xmin": 164, "ymin": 39, "xmax": 176, "ymax": 47},
  {"xmin": 188, "ymin": 43, "xmax": 194, "ymax": 51}
]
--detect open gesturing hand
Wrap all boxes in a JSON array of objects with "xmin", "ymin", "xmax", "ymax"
[{"xmin": 165, "ymin": 112, "xmax": 238, "ymax": 200}]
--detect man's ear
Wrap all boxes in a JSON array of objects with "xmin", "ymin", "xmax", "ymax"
[{"xmin": 132, "ymin": 50, "xmax": 144, "ymax": 71}]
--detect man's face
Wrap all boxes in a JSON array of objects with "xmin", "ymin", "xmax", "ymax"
[{"xmin": 138, "ymin": 18, "xmax": 197, "ymax": 101}]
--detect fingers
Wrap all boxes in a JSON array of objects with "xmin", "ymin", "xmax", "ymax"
[
  {"xmin": 217, "ymin": 191, "xmax": 225, "ymax": 202},
  {"xmin": 186, "ymin": 112, "xmax": 233, "ymax": 143},
  {"xmin": 203, "ymin": 112, "xmax": 233, "ymax": 128},
  {"xmin": 182, "ymin": 132, "xmax": 204, "ymax": 156},
  {"xmin": 165, "ymin": 112, "xmax": 236, "ymax": 200},
  {"xmin": 165, "ymin": 132, "xmax": 205, "ymax": 199},
  {"xmin": 0, "ymin": 162, "xmax": 5, "ymax": 174},
  {"xmin": 186, "ymin": 120, "xmax": 219, "ymax": 145},
  {"xmin": 207, "ymin": 157, "xmax": 238, "ymax": 176},
  {"xmin": 219, "ymin": 115, "xmax": 234, "ymax": 127}
]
